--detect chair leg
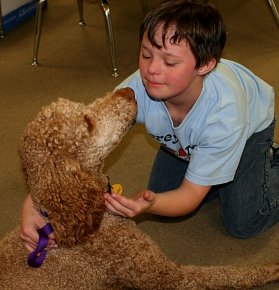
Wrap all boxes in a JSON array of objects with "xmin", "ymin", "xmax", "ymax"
[
  {"xmin": 140, "ymin": 0, "xmax": 149, "ymax": 12},
  {"xmin": 77, "ymin": 0, "xmax": 85, "ymax": 26},
  {"xmin": 0, "ymin": 0, "xmax": 4, "ymax": 38},
  {"xmin": 100, "ymin": 0, "xmax": 119, "ymax": 77},
  {"xmin": 32, "ymin": 0, "xmax": 46, "ymax": 66},
  {"xmin": 268, "ymin": 0, "xmax": 279, "ymax": 26}
]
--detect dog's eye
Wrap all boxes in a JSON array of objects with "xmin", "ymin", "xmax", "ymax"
[{"xmin": 84, "ymin": 115, "xmax": 94, "ymax": 133}]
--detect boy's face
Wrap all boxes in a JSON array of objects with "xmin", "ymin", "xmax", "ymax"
[{"xmin": 139, "ymin": 25, "xmax": 204, "ymax": 103}]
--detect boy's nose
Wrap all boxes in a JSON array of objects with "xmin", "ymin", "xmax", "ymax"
[{"xmin": 147, "ymin": 59, "xmax": 160, "ymax": 75}]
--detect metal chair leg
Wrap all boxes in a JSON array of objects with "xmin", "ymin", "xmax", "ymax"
[
  {"xmin": 77, "ymin": 0, "xmax": 85, "ymax": 26},
  {"xmin": 140, "ymin": 0, "xmax": 149, "ymax": 12},
  {"xmin": 100, "ymin": 0, "xmax": 119, "ymax": 77},
  {"xmin": 32, "ymin": 0, "xmax": 46, "ymax": 66},
  {"xmin": 268, "ymin": 0, "xmax": 279, "ymax": 26},
  {"xmin": 32, "ymin": 0, "xmax": 118, "ymax": 76},
  {"xmin": 0, "ymin": 0, "xmax": 4, "ymax": 38}
]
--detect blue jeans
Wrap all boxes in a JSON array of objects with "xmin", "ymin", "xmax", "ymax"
[{"xmin": 148, "ymin": 120, "xmax": 279, "ymax": 238}]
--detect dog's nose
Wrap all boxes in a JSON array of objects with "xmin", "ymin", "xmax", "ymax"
[{"xmin": 117, "ymin": 87, "xmax": 135, "ymax": 101}]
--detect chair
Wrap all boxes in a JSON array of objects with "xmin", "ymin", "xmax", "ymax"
[
  {"xmin": 0, "ymin": 0, "xmax": 4, "ymax": 38},
  {"xmin": 268, "ymin": 0, "xmax": 279, "ymax": 26},
  {"xmin": 32, "ymin": 0, "xmax": 118, "ymax": 77}
]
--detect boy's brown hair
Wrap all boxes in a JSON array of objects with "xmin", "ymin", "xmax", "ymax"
[{"xmin": 140, "ymin": 0, "xmax": 227, "ymax": 69}]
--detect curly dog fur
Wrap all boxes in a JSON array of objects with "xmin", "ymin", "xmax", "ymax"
[{"xmin": 0, "ymin": 87, "xmax": 279, "ymax": 289}]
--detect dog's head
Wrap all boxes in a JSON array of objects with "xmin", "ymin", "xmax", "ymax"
[{"xmin": 19, "ymin": 88, "xmax": 137, "ymax": 246}]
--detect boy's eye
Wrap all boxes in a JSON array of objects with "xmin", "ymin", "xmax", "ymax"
[
  {"xmin": 165, "ymin": 61, "xmax": 177, "ymax": 67},
  {"xmin": 142, "ymin": 54, "xmax": 151, "ymax": 59},
  {"xmin": 164, "ymin": 57, "xmax": 179, "ymax": 67}
]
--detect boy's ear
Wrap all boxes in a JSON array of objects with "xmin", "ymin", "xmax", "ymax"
[{"xmin": 198, "ymin": 58, "xmax": 217, "ymax": 75}]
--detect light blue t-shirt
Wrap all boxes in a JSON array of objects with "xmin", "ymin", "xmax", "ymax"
[{"xmin": 116, "ymin": 59, "xmax": 275, "ymax": 186}]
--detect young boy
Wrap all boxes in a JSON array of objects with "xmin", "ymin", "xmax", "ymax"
[
  {"xmin": 104, "ymin": 0, "xmax": 279, "ymax": 239},
  {"xmin": 20, "ymin": 0, "xmax": 278, "ymax": 251}
]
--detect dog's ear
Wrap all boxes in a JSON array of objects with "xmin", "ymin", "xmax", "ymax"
[
  {"xmin": 83, "ymin": 114, "xmax": 95, "ymax": 133},
  {"xmin": 31, "ymin": 155, "xmax": 106, "ymax": 247}
]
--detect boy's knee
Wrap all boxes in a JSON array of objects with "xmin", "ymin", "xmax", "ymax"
[
  {"xmin": 222, "ymin": 216, "xmax": 264, "ymax": 239},
  {"xmin": 224, "ymin": 226, "xmax": 259, "ymax": 239}
]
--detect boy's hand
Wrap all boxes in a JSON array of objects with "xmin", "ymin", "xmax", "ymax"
[
  {"xmin": 104, "ymin": 190, "xmax": 155, "ymax": 218},
  {"xmin": 20, "ymin": 194, "xmax": 57, "ymax": 252}
]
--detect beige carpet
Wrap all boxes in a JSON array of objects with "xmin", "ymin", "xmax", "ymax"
[{"xmin": 0, "ymin": 0, "xmax": 279, "ymax": 289}]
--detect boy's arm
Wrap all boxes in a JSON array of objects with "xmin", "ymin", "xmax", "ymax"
[
  {"xmin": 147, "ymin": 179, "xmax": 211, "ymax": 216},
  {"xmin": 104, "ymin": 179, "xmax": 211, "ymax": 218}
]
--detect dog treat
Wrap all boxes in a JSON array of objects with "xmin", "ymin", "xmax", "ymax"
[{"xmin": 112, "ymin": 183, "xmax": 123, "ymax": 195}]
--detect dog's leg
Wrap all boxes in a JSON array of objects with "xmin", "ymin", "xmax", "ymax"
[
  {"xmin": 177, "ymin": 263, "xmax": 279, "ymax": 289},
  {"xmin": 102, "ymin": 216, "xmax": 279, "ymax": 289}
]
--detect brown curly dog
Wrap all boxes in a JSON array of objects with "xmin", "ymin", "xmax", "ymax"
[{"xmin": 0, "ymin": 87, "xmax": 279, "ymax": 289}]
